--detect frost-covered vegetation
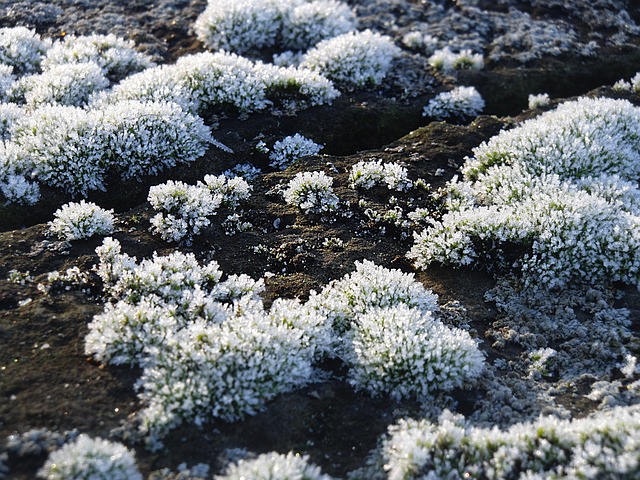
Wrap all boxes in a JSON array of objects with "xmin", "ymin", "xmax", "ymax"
[
  {"xmin": 8, "ymin": 100, "xmax": 217, "ymax": 197},
  {"xmin": 194, "ymin": 0, "xmax": 356, "ymax": 54},
  {"xmin": 148, "ymin": 174, "xmax": 252, "ymax": 243},
  {"xmin": 0, "ymin": 26, "xmax": 50, "ymax": 74},
  {"xmin": 268, "ymin": 133, "xmax": 323, "ymax": 170},
  {"xmin": 104, "ymin": 50, "xmax": 339, "ymax": 116},
  {"xmin": 217, "ymin": 451, "xmax": 333, "ymax": 480},
  {"xmin": 5, "ymin": 2, "xmax": 640, "ymax": 479},
  {"xmin": 85, "ymin": 243, "xmax": 482, "ymax": 443},
  {"xmin": 375, "ymin": 407, "xmax": 640, "ymax": 480},
  {"xmin": 37, "ymin": 434, "xmax": 142, "ymax": 480},
  {"xmin": 48, "ymin": 201, "xmax": 114, "ymax": 241},
  {"xmin": 41, "ymin": 33, "xmax": 154, "ymax": 80},
  {"xmin": 283, "ymin": 170, "xmax": 340, "ymax": 215},
  {"xmin": 422, "ymin": 86, "xmax": 484, "ymax": 121},
  {"xmin": 300, "ymin": 30, "xmax": 400, "ymax": 88},
  {"xmin": 428, "ymin": 47, "xmax": 483, "ymax": 74},
  {"xmin": 349, "ymin": 160, "xmax": 412, "ymax": 192},
  {"xmin": 410, "ymin": 96, "xmax": 640, "ymax": 290}
]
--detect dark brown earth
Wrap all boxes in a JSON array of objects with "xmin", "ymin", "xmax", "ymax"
[{"xmin": 2, "ymin": 1, "xmax": 640, "ymax": 478}]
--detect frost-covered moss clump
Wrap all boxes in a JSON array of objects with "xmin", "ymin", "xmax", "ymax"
[
  {"xmin": 0, "ymin": 103, "xmax": 24, "ymax": 140},
  {"xmin": 268, "ymin": 133, "xmax": 323, "ymax": 170},
  {"xmin": 300, "ymin": 30, "xmax": 401, "ymax": 88},
  {"xmin": 11, "ymin": 62, "xmax": 109, "ymax": 108},
  {"xmin": 422, "ymin": 86, "xmax": 485, "ymax": 121},
  {"xmin": 378, "ymin": 407, "xmax": 640, "ymax": 480},
  {"xmin": 344, "ymin": 305, "xmax": 484, "ymax": 400},
  {"xmin": 9, "ymin": 100, "xmax": 218, "ymax": 197},
  {"xmin": 37, "ymin": 434, "xmax": 142, "ymax": 480},
  {"xmin": 0, "ymin": 64, "xmax": 16, "ymax": 102},
  {"xmin": 409, "ymin": 97, "xmax": 640, "ymax": 289},
  {"xmin": 217, "ymin": 452, "xmax": 333, "ymax": 480},
  {"xmin": 148, "ymin": 174, "xmax": 252, "ymax": 243},
  {"xmin": 148, "ymin": 180, "xmax": 222, "ymax": 243},
  {"xmin": 0, "ymin": 142, "xmax": 40, "ymax": 205},
  {"xmin": 105, "ymin": 51, "xmax": 339, "ymax": 116},
  {"xmin": 307, "ymin": 260, "xmax": 483, "ymax": 400},
  {"xmin": 87, "ymin": 243, "xmax": 482, "ymax": 439},
  {"xmin": 42, "ymin": 33, "xmax": 154, "ymax": 80},
  {"xmin": 428, "ymin": 47, "xmax": 483, "ymax": 74},
  {"xmin": 87, "ymin": 238, "xmax": 332, "ymax": 441},
  {"xmin": 48, "ymin": 201, "xmax": 115, "ymax": 241},
  {"xmin": 195, "ymin": 0, "xmax": 356, "ymax": 54},
  {"xmin": 0, "ymin": 27, "xmax": 50, "ymax": 74},
  {"xmin": 283, "ymin": 170, "xmax": 339, "ymax": 214},
  {"xmin": 308, "ymin": 260, "xmax": 440, "ymax": 332},
  {"xmin": 349, "ymin": 160, "xmax": 412, "ymax": 192},
  {"xmin": 527, "ymin": 92, "xmax": 550, "ymax": 109}
]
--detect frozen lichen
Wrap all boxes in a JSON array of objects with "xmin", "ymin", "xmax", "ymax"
[
  {"xmin": 422, "ymin": 86, "xmax": 485, "ymax": 121},
  {"xmin": 48, "ymin": 201, "xmax": 115, "ymax": 241}
]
